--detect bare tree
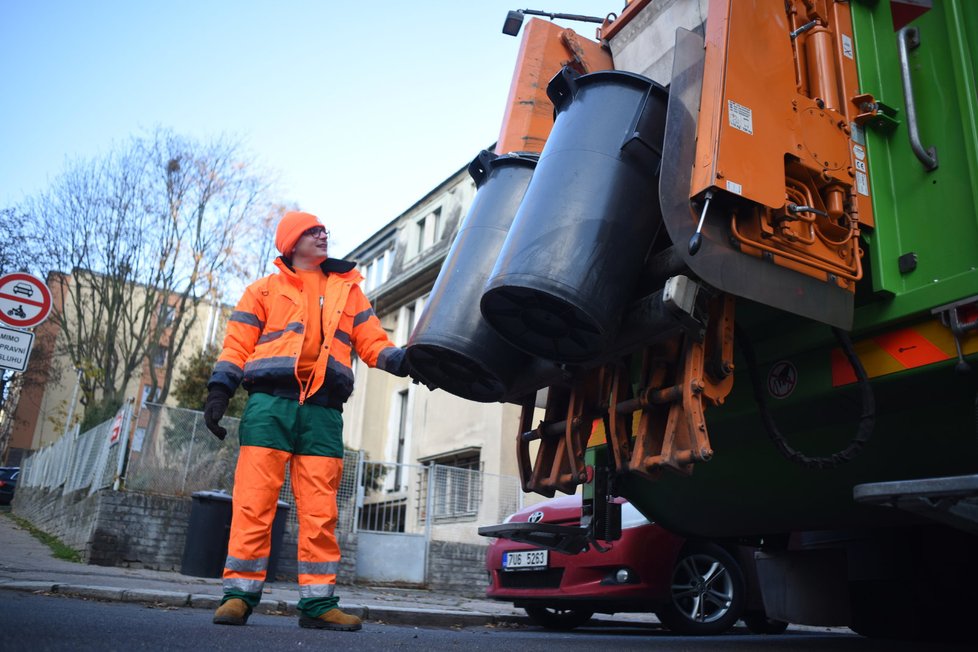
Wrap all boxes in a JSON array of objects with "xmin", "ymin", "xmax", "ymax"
[
  {"xmin": 0, "ymin": 207, "xmax": 39, "ymax": 277},
  {"xmin": 25, "ymin": 128, "xmax": 280, "ymax": 416},
  {"xmin": 0, "ymin": 207, "xmax": 52, "ymax": 459}
]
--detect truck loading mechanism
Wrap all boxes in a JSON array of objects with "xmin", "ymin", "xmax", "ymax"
[{"xmin": 467, "ymin": 0, "xmax": 978, "ymax": 639}]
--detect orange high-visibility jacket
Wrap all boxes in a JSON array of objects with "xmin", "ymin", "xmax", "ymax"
[{"xmin": 209, "ymin": 257, "xmax": 405, "ymax": 409}]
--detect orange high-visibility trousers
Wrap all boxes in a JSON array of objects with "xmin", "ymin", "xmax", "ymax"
[{"xmin": 222, "ymin": 445, "xmax": 343, "ymax": 610}]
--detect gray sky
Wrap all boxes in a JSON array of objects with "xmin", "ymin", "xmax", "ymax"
[{"xmin": 1, "ymin": 1, "xmax": 618, "ymax": 257}]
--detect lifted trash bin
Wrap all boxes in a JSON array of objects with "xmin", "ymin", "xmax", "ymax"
[{"xmin": 180, "ymin": 490, "xmax": 291, "ymax": 580}]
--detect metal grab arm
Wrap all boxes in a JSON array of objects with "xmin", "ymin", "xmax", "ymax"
[{"xmin": 897, "ymin": 26, "xmax": 938, "ymax": 171}]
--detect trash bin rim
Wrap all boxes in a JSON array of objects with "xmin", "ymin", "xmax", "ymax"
[{"xmin": 191, "ymin": 490, "xmax": 232, "ymax": 501}]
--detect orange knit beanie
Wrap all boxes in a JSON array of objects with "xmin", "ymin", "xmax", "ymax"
[{"xmin": 275, "ymin": 211, "xmax": 323, "ymax": 256}]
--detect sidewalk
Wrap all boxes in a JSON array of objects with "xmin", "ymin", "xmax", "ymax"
[{"xmin": 0, "ymin": 513, "xmax": 644, "ymax": 629}]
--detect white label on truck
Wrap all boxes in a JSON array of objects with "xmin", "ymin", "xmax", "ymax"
[
  {"xmin": 856, "ymin": 171, "xmax": 869, "ymax": 196},
  {"xmin": 855, "ymin": 158, "xmax": 867, "ymax": 173},
  {"xmin": 842, "ymin": 34, "xmax": 854, "ymax": 59},
  {"xmin": 853, "ymin": 144, "xmax": 866, "ymax": 161},
  {"xmin": 727, "ymin": 100, "xmax": 753, "ymax": 135},
  {"xmin": 850, "ymin": 122, "xmax": 865, "ymax": 145},
  {"xmin": 726, "ymin": 180, "xmax": 743, "ymax": 195}
]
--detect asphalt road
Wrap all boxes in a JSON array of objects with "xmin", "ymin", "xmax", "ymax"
[{"xmin": 1, "ymin": 590, "xmax": 970, "ymax": 651}]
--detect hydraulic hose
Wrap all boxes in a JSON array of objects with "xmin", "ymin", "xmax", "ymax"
[{"xmin": 736, "ymin": 325, "xmax": 875, "ymax": 469}]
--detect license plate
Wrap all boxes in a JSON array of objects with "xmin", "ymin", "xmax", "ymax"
[{"xmin": 502, "ymin": 549, "xmax": 548, "ymax": 571}]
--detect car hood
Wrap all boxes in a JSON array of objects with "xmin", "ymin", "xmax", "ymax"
[{"xmin": 503, "ymin": 494, "xmax": 650, "ymax": 528}]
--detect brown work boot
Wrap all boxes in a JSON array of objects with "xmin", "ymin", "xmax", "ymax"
[
  {"xmin": 298, "ymin": 607, "xmax": 363, "ymax": 631},
  {"xmin": 213, "ymin": 598, "xmax": 251, "ymax": 626}
]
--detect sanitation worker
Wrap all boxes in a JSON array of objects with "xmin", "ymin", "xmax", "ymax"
[{"xmin": 204, "ymin": 210, "xmax": 409, "ymax": 631}]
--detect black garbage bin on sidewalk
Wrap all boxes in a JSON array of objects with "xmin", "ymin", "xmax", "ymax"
[{"xmin": 181, "ymin": 490, "xmax": 291, "ymax": 580}]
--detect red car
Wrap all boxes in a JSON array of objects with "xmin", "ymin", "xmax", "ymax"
[{"xmin": 485, "ymin": 494, "xmax": 787, "ymax": 635}]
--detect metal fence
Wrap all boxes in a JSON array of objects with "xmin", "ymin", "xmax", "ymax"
[
  {"xmin": 124, "ymin": 403, "xmax": 241, "ymax": 496},
  {"xmin": 356, "ymin": 459, "xmax": 524, "ymax": 541},
  {"xmin": 21, "ymin": 402, "xmax": 525, "ymax": 547},
  {"xmin": 124, "ymin": 403, "xmax": 362, "ymax": 535},
  {"xmin": 20, "ymin": 399, "xmax": 134, "ymax": 495}
]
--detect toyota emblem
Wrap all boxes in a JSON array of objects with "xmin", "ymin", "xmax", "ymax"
[{"xmin": 528, "ymin": 511, "xmax": 545, "ymax": 523}]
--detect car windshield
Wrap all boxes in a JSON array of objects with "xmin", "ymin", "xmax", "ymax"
[{"xmin": 0, "ymin": 468, "xmax": 18, "ymax": 481}]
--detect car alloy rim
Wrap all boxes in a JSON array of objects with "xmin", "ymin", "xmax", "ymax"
[{"xmin": 670, "ymin": 553, "xmax": 735, "ymax": 623}]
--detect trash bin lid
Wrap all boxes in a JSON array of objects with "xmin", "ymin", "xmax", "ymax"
[
  {"xmin": 191, "ymin": 490, "xmax": 233, "ymax": 502},
  {"xmin": 190, "ymin": 490, "xmax": 289, "ymax": 510}
]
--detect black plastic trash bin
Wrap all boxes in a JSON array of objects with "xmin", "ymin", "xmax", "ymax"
[
  {"xmin": 407, "ymin": 150, "xmax": 557, "ymax": 402},
  {"xmin": 481, "ymin": 67, "xmax": 670, "ymax": 362},
  {"xmin": 180, "ymin": 490, "xmax": 290, "ymax": 580}
]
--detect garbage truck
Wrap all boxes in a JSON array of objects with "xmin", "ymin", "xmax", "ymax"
[{"xmin": 406, "ymin": 0, "xmax": 977, "ymax": 639}]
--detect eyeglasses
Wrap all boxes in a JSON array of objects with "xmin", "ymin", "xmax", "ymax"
[{"xmin": 302, "ymin": 226, "xmax": 329, "ymax": 240}]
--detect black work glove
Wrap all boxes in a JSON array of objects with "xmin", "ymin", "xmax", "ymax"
[
  {"xmin": 203, "ymin": 387, "xmax": 231, "ymax": 440},
  {"xmin": 391, "ymin": 346, "xmax": 410, "ymax": 378}
]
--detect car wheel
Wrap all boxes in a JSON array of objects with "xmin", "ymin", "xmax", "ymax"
[
  {"xmin": 743, "ymin": 611, "xmax": 789, "ymax": 634},
  {"xmin": 655, "ymin": 542, "xmax": 746, "ymax": 635},
  {"xmin": 524, "ymin": 606, "xmax": 594, "ymax": 630}
]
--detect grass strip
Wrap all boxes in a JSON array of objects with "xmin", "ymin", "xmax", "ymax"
[{"xmin": 2, "ymin": 511, "xmax": 82, "ymax": 562}]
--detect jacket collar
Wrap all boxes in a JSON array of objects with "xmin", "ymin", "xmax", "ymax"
[{"xmin": 275, "ymin": 256, "xmax": 362, "ymax": 283}]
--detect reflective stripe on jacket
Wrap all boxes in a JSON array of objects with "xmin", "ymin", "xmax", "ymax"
[{"xmin": 209, "ymin": 256, "xmax": 405, "ymax": 408}]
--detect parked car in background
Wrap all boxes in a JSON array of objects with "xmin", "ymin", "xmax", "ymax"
[
  {"xmin": 0, "ymin": 467, "xmax": 19, "ymax": 505},
  {"xmin": 486, "ymin": 495, "xmax": 788, "ymax": 635}
]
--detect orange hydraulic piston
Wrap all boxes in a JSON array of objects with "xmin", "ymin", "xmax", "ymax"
[
  {"xmin": 805, "ymin": 27, "xmax": 841, "ymax": 111},
  {"xmin": 495, "ymin": 18, "xmax": 612, "ymax": 155}
]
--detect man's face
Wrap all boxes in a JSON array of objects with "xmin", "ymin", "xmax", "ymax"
[{"xmin": 293, "ymin": 226, "xmax": 329, "ymax": 259}]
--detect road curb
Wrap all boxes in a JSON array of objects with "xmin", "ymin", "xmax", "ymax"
[{"xmin": 0, "ymin": 582, "xmax": 514, "ymax": 628}]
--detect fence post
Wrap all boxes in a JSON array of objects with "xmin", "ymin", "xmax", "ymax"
[
  {"xmin": 352, "ymin": 451, "xmax": 365, "ymax": 534},
  {"xmin": 423, "ymin": 463, "xmax": 436, "ymax": 585},
  {"xmin": 88, "ymin": 424, "xmax": 112, "ymax": 496},
  {"xmin": 182, "ymin": 410, "xmax": 200, "ymax": 495},
  {"xmin": 112, "ymin": 398, "xmax": 135, "ymax": 491}
]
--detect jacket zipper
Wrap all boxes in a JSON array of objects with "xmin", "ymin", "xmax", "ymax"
[{"xmin": 298, "ymin": 295, "xmax": 326, "ymax": 406}]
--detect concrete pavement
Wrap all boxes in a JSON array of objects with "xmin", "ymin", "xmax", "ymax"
[
  {"xmin": 0, "ymin": 511, "xmax": 627, "ymax": 629},
  {"xmin": 0, "ymin": 511, "xmax": 846, "ymax": 635}
]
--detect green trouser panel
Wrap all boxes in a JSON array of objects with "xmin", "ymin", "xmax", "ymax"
[
  {"xmin": 298, "ymin": 596, "xmax": 340, "ymax": 617},
  {"xmin": 223, "ymin": 591, "xmax": 339, "ymax": 616},
  {"xmin": 239, "ymin": 392, "xmax": 344, "ymax": 457}
]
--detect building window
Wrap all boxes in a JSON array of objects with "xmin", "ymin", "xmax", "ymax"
[
  {"xmin": 405, "ymin": 304, "xmax": 416, "ymax": 337},
  {"xmin": 392, "ymin": 389, "xmax": 409, "ymax": 492},
  {"xmin": 398, "ymin": 298, "xmax": 423, "ymax": 346},
  {"xmin": 140, "ymin": 384, "xmax": 160, "ymax": 408},
  {"xmin": 363, "ymin": 247, "xmax": 392, "ymax": 293},
  {"xmin": 431, "ymin": 207, "xmax": 442, "ymax": 245},
  {"xmin": 415, "ymin": 216, "xmax": 427, "ymax": 256},
  {"xmin": 412, "ymin": 207, "xmax": 442, "ymax": 257},
  {"xmin": 422, "ymin": 448, "xmax": 482, "ymax": 522},
  {"xmin": 159, "ymin": 304, "xmax": 175, "ymax": 327},
  {"xmin": 151, "ymin": 345, "xmax": 168, "ymax": 368}
]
